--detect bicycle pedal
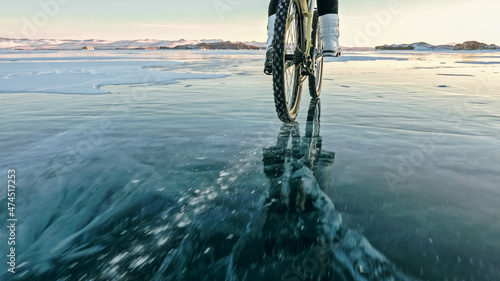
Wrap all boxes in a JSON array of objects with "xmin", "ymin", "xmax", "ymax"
[{"xmin": 264, "ymin": 66, "xmax": 273, "ymax": 75}]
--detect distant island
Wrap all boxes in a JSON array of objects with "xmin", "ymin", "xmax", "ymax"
[
  {"xmin": 453, "ymin": 41, "xmax": 500, "ymax": 50},
  {"xmin": 159, "ymin": 41, "xmax": 262, "ymax": 50},
  {"xmin": 375, "ymin": 41, "xmax": 500, "ymax": 51}
]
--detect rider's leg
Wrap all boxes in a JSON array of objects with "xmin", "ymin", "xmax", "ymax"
[
  {"xmin": 264, "ymin": 0, "xmax": 279, "ymax": 74},
  {"xmin": 317, "ymin": 0, "xmax": 341, "ymax": 57},
  {"xmin": 267, "ymin": 0, "xmax": 278, "ymax": 51}
]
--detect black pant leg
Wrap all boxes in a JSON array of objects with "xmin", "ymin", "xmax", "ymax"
[
  {"xmin": 268, "ymin": 0, "xmax": 279, "ymax": 16},
  {"xmin": 317, "ymin": 0, "xmax": 338, "ymax": 16}
]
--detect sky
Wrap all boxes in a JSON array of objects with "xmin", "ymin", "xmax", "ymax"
[{"xmin": 1, "ymin": 0, "xmax": 499, "ymax": 47}]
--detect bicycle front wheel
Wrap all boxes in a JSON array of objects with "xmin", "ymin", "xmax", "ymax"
[{"xmin": 272, "ymin": 0, "xmax": 303, "ymax": 123}]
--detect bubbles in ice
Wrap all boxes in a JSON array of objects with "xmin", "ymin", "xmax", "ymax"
[
  {"xmin": 132, "ymin": 245, "xmax": 145, "ymax": 254},
  {"xmin": 110, "ymin": 252, "xmax": 129, "ymax": 265},
  {"xmin": 103, "ymin": 266, "xmax": 119, "ymax": 278},
  {"xmin": 130, "ymin": 256, "xmax": 149, "ymax": 269},
  {"xmin": 175, "ymin": 212, "xmax": 192, "ymax": 228},
  {"xmin": 148, "ymin": 225, "xmax": 169, "ymax": 235},
  {"xmin": 157, "ymin": 237, "xmax": 170, "ymax": 246}
]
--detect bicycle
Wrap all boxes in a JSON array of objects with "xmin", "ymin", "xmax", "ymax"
[{"xmin": 270, "ymin": 0, "xmax": 324, "ymax": 123}]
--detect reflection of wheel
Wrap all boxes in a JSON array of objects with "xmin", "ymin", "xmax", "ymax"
[
  {"xmin": 272, "ymin": 0, "xmax": 303, "ymax": 123},
  {"xmin": 306, "ymin": 97, "xmax": 321, "ymax": 125},
  {"xmin": 308, "ymin": 10, "xmax": 323, "ymax": 98},
  {"xmin": 305, "ymin": 98, "xmax": 321, "ymax": 143},
  {"xmin": 304, "ymin": 98, "xmax": 322, "ymax": 169}
]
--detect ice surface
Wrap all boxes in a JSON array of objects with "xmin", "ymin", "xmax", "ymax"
[
  {"xmin": 0, "ymin": 49, "xmax": 499, "ymax": 281},
  {"xmin": 0, "ymin": 52, "xmax": 227, "ymax": 94}
]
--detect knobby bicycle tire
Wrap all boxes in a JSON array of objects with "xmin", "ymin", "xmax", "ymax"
[{"xmin": 272, "ymin": 0, "xmax": 303, "ymax": 123}]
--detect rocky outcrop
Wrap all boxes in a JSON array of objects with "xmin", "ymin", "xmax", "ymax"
[
  {"xmin": 375, "ymin": 44, "xmax": 414, "ymax": 50},
  {"xmin": 453, "ymin": 41, "xmax": 500, "ymax": 50},
  {"xmin": 375, "ymin": 42, "xmax": 449, "ymax": 51},
  {"xmin": 82, "ymin": 46, "xmax": 94, "ymax": 50},
  {"xmin": 376, "ymin": 41, "xmax": 500, "ymax": 51},
  {"xmin": 160, "ymin": 41, "xmax": 262, "ymax": 50}
]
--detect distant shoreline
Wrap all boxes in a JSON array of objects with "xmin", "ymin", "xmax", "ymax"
[
  {"xmin": 1, "ymin": 38, "xmax": 500, "ymax": 51},
  {"xmin": 375, "ymin": 41, "xmax": 500, "ymax": 51}
]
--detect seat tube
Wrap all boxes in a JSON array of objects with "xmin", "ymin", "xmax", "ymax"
[
  {"xmin": 303, "ymin": 0, "xmax": 315, "ymax": 51},
  {"xmin": 308, "ymin": 0, "xmax": 316, "ymax": 11}
]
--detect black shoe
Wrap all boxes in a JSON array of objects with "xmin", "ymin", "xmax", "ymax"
[{"xmin": 264, "ymin": 48, "xmax": 273, "ymax": 75}]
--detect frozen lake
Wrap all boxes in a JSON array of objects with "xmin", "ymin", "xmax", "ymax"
[{"xmin": 1, "ymin": 49, "xmax": 499, "ymax": 280}]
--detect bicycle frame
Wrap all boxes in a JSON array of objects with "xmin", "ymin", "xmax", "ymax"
[
  {"xmin": 299, "ymin": 0, "xmax": 317, "ymax": 61},
  {"xmin": 288, "ymin": 0, "xmax": 318, "ymax": 80}
]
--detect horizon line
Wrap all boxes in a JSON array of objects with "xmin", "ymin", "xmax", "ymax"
[{"xmin": 2, "ymin": 37, "xmax": 499, "ymax": 48}]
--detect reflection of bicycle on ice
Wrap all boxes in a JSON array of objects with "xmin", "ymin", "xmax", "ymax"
[
  {"xmin": 231, "ymin": 98, "xmax": 419, "ymax": 281},
  {"xmin": 264, "ymin": 0, "xmax": 341, "ymax": 122},
  {"xmin": 262, "ymin": 98, "xmax": 335, "ymax": 213}
]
